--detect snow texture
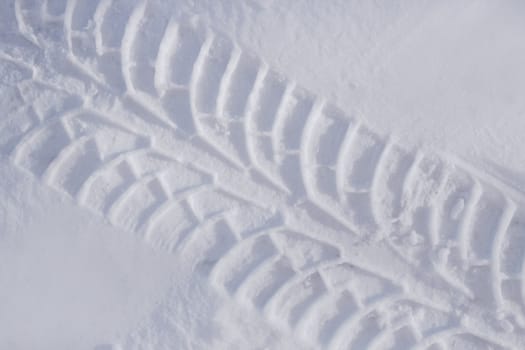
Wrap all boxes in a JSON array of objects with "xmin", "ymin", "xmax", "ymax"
[{"xmin": 1, "ymin": 0, "xmax": 525, "ymax": 349}]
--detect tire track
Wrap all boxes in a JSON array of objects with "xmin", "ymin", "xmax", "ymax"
[{"xmin": 3, "ymin": 1, "xmax": 525, "ymax": 348}]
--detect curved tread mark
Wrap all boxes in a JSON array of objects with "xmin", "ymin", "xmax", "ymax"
[
  {"xmin": 14, "ymin": 0, "xmax": 42, "ymax": 47},
  {"xmin": 491, "ymin": 199, "xmax": 517, "ymax": 309},
  {"xmin": 335, "ymin": 118, "xmax": 361, "ymax": 202},
  {"xmin": 457, "ymin": 180, "xmax": 483, "ymax": 261},
  {"xmin": 75, "ymin": 146, "xmax": 150, "ymax": 204}
]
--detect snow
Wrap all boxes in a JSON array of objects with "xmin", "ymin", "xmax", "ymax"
[
  {"xmin": 1, "ymin": 0, "xmax": 525, "ymax": 349},
  {"xmin": 191, "ymin": 0, "xmax": 525, "ymax": 182}
]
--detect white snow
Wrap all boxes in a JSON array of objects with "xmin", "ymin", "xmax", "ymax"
[{"xmin": 2, "ymin": 0, "xmax": 525, "ymax": 349}]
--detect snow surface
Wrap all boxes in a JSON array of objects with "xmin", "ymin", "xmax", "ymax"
[{"xmin": 2, "ymin": 0, "xmax": 525, "ymax": 349}]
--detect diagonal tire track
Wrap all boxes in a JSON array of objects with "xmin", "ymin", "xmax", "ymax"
[{"xmin": 3, "ymin": 1, "xmax": 525, "ymax": 348}]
